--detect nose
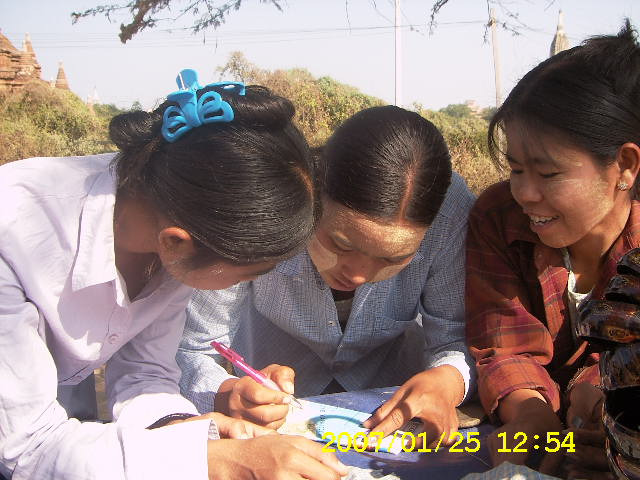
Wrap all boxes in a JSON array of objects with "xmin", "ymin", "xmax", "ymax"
[
  {"xmin": 342, "ymin": 256, "xmax": 377, "ymax": 286},
  {"xmin": 511, "ymin": 173, "xmax": 543, "ymax": 206}
]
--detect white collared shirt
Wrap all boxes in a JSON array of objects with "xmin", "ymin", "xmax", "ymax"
[{"xmin": 0, "ymin": 154, "xmax": 212, "ymax": 479}]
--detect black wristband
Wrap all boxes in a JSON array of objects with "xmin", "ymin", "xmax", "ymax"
[{"xmin": 146, "ymin": 413, "xmax": 198, "ymax": 429}]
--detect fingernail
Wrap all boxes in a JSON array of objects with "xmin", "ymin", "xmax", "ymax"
[
  {"xmin": 571, "ymin": 416, "xmax": 584, "ymax": 429},
  {"xmin": 283, "ymin": 382, "xmax": 294, "ymax": 394},
  {"xmin": 238, "ymin": 433, "xmax": 250, "ymax": 439},
  {"xmin": 282, "ymin": 395, "xmax": 291, "ymax": 404}
]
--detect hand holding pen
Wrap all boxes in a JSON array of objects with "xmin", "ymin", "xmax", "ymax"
[{"xmin": 212, "ymin": 341, "xmax": 304, "ymax": 412}]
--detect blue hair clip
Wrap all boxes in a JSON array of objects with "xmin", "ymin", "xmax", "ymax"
[{"xmin": 161, "ymin": 69, "xmax": 246, "ymax": 143}]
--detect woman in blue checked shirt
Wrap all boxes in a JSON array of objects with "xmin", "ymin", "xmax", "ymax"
[{"xmin": 178, "ymin": 105, "xmax": 476, "ymax": 447}]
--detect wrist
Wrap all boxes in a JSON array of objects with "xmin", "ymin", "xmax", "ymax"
[
  {"xmin": 146, "ymin": 412, "xmax": 197, "ymax": 429},
  {"xmin": 426, "ymin": 365, "xmax": 465, "ymax": 406},
  {"xmin": 507, "ymin": 395, "xmax": 561, "ymax": 433}
]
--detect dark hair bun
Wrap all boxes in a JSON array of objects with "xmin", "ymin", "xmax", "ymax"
[
  {"xmin": 215, "ymin": 85, "xmax": 295, "ymax": 130},
  {"xmin": 109, "ymin": 110, "xmax": 162, "ymax": 151}
]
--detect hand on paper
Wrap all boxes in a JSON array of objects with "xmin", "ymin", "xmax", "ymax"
[
  {"xmin": 362, "ymin": 365, "xmax": 463, "ymax": 447},
  {"xmin": 206, "ymin": 434, "xmax": 348, "ymax": 480},
  {"xmin": 540, "ymin": 383, "xmax": 612, "ymax": 479},
  {"xmin": 215, "ymin": 363, "xmax": 296, "ymax": 429}
]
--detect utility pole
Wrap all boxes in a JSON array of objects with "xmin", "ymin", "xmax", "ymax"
[
  {"xmin": 395, "ymin": 0, "xmax": 402, "ymax": 107},
  {"xmin": 489, "ymin": 8, "xmax": 503, "ymax": 107}
]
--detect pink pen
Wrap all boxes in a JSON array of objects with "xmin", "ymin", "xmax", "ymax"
[{"xmin": 211, "ymin": 341, "xmax": 303, "ymax": 409}]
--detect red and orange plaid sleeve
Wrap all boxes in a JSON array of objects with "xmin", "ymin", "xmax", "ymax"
[{"xmin": 465, "ymin": 182, "xmax": 565, "ymax": 415}]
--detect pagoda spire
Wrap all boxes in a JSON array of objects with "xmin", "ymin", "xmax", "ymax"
[
  {"xmin": 550, "ymin": 10, "xmax": 570, "ymax": 57},
  {"xmin": 55, "ymin": 61, "xmax": 70, "ymax": 90}
]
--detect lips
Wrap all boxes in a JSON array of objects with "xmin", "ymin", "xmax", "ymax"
[{"xmin": 332, "ymin": 274, "xmax": 357, "ymax": 291}]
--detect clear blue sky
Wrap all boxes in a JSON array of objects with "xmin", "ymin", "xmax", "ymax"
[{"xmin": 2, "ymin": 0, "xmax": 638, "ymax": 111}]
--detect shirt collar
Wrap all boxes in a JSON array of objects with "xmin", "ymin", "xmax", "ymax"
[{"xmin": 71, "ymin": 169, "xmax": 118, "ymax": 292}]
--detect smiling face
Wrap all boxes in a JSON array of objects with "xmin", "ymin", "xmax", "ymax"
[
  {"xmin": 307, "ymin": 198, "xmax": 427, "ymax": 291},
  {"xmin": 505, "ymin": 122, "xmax": 624, "ymax": 250}
]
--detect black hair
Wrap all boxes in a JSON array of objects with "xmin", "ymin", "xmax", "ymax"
[
  {"xmin": 489, "ymin": 20, "xmax": 640, "ymax": 184},
  {"xmin": 320, "ymin": 105, "xmax": 452, "ymax": 226},
  {"xmin": 109, "ymin": 84, "xmax": 319, "ymax": 267}
]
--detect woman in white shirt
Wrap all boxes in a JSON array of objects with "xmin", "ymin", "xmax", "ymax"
[{"xmin": 0, "ymin": 70, "xmax": 345, "ymax": 480}]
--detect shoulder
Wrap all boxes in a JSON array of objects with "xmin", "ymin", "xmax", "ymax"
[
  {"xmin": 0, "ymin": 153, "xmax": 115, "ymax": 196},
  {"xmin": 435, "ymin": 171, "xmax": 476, "ymax": 221},
  {"xmin": 0, "ymin": 153, "xmax": 117, "ymax": 235}
]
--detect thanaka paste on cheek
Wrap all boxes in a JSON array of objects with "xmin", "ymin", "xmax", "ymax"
[
  {"xmin": 370, "ymin": 263, "xmax": 409, "ymax": 283},
  {"xmin": 308, "ymin": 235, "xmax": 338, "ymax": 273}
]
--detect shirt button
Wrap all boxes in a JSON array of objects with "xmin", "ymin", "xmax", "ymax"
[
  {"xmin": 108, "ymin": 334, "xmax": 120, "ymax": 344},
  {"xmin": 328, "ymin": 321, "xmax": 335, "ymax": 326}
]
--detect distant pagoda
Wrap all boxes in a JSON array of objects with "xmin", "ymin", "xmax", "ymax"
[
  {"xmin": 0, "ymin": 31, "xmax": 42, "ymax": 90},
  {"xmin": 550, "ymin": 10, "xmax": 570, "ymax": 57},
  {"xmin": 54, "ymin": 61, "xmax": 70, "ymax": 90}
]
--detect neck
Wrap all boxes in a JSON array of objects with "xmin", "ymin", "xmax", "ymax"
[
  {"xmin": 113, "ymin": 191, "xmax": 162, "ymax": 299},
  {"xmin": 113, "ymin": 190, "xmax": 160, "ymax": 254},
  {"xmin": 568, "ymin": 200, "xmax": 631, "ymax": 289}
]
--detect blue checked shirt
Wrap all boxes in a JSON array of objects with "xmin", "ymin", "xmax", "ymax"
[{"xmin": 177, "ymin": 173, "xmax": 476, "ymax": 413}]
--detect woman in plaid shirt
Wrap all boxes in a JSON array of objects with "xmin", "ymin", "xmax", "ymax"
[{"xmin": 466, "ymin": 21, "xmax": 640, "ymax": 477}]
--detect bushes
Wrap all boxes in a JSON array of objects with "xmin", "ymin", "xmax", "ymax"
[
  {"xmin": 0, "ymin": 81, "xmax": 117, "ymax": 166},
  {"xmin": 415, "ymin": 104, "xmax": 505, "ymax": 194},
  {"xmin": 0, "ymin": 59, "xmax": 504, "ymax": 194}
]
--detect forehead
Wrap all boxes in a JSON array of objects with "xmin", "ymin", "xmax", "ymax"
[
  {"xmin": 504, "ymin": 121, "xmax": 596, "ymax": 169},
  {"xmin": 320, "ymin": 199, "xmax": 426, "ymax": 254}
]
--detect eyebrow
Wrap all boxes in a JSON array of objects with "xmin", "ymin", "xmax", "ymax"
[
  {"xmin": 506, "ymin": 153, "xmax": 558, "ymax": 168},
  {"xmin": 331, "ymin": 234, "xmax": 415, "ymax": 262}
]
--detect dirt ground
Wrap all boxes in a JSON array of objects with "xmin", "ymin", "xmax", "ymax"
[{"xmin": 94, "ymin": 366, "xmax": 110, "ymax": 421}]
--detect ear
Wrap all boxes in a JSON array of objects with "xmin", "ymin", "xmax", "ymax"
[
  {"xmin": 617, "ymin": 142, "xmax": 640, "ymax": 189},
  {"xmin": 157, "ymin": 227, "xmax": 196, "ymax": 266}
]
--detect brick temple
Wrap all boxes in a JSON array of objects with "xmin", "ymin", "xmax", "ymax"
[{"xmin": 0, "ymin": 31, "xmax": 69, "ymax": 91}]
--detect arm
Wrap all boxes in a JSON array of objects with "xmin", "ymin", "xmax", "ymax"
[
  {"xmin": 465, "ymin": 191, "xmax": 564, "ymax": 466},
  {"xmin": 0, "ymin": 254, "xmax": 212, "ymax": 480},
  {"xmin": 177, "ymin": 287, "xmax": 292, "ymax": 428},
  {"xmin": 364, "ymin": 179, "xmax": 474, "ymax": 443},
  {"xmin": 176, "ymin": 287, "xmax": 246, "ymax": 414}
]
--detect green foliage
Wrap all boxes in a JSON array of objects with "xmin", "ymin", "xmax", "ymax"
[
  {"xmin": 0, "ymin": 81, "xmax": 119, "ymax": 165},
  {"xmin": 414, "ymin": 102, "xmax": 504, "ymax": 194},
  {"xmin": 439, "ymin": 103, "xmax": 473, "ymax": 119},
  {"xmin": 217, "ymin": 51, "xmax": 384, "ymax": 145}
]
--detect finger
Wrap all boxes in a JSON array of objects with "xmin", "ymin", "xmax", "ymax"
[
  {"xmin": 570, "ymin": 428, "xmax": 607, "ymax": 448},
  {"xmin": 566, "ymin": 465, "xmax": 616, "ymax": 480},
  {"xmin": 442, "ymin": 423, "xmax": 460, "ymax": 447},
  {"xmin": 362, "ymin": 393, "xmax": 403, "ymax": 429},
  {"xmin": 262, "ymin": 364, "xmax": 296, "ymax": 395},
  {"xmin": 289, "ymin": 436, "xmax": 349, "ymax": 478},
  {"xmin": 564, "ymin": 443, "xmax": 609, "ymax": 471},
  {"xmin": 236, "ymin": 376, "xmax": 291, "ymax": 405},
  {"xmin": 539, "ymin": 451, "xmax": 566, "ymax": 477},
  {"xmin": 239, "ymin": 402, "xmax": 290, "ymax": 427},
  {"xmin": 366, "ymin": 406, "xmax": 411, "ymax": 438},
  {"xmin": 226, "ymin": 418, "xmax": 277, "ymax": 439}
]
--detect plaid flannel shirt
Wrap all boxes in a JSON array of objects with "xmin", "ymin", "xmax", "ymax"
[{"xmin": 466, "ymin": 181, "xmax": 640, "ymax": 416}]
